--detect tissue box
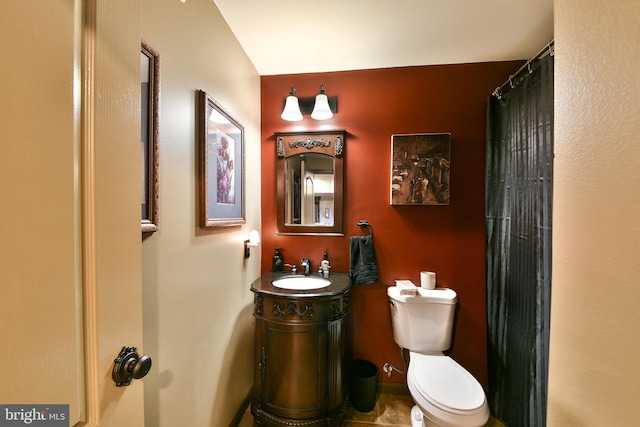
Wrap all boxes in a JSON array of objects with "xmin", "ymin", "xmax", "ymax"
[{"xmin": 395, "ymin": 280, "xmax": 418, "ymax": 295}]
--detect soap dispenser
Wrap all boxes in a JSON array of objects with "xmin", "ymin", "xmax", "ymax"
[
  {"xmin": 272, "ymin": 248, "xmax": 283, "ymax": 272},
  {"xmin": 320, "ymin": 252, "xmax": 330, "ymax": 278}
]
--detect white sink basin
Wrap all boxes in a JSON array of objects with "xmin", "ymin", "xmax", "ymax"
[{"xmin": 272, "ymin": 276, "xmax": 331, "ymax": 290}]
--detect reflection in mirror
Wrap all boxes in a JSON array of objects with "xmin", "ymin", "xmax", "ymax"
[
  {"xmin": 276, "ymin": 130, "xmax": 345, "ymax": 235},
  {"xmin": 285, "ymin": 153, "xmax": 334, "ymax": 226}
]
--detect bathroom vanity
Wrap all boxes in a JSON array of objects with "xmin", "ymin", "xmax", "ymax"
[{"xmin": 250, "ymin": 272, "xmax": 351, "ymax": 426}]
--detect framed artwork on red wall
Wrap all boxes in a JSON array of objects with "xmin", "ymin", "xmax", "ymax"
[{"xmin": 390, "ymin": 133, "xmax": 451, "ymax": 205}]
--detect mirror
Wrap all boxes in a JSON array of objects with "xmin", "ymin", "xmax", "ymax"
[
  {"xmin": 141, "ymin": 40, "xmax": 160, "ymax": 234},
  {"xmin": 276, "ymin": 130, "xmax": 345, "ymax": 235},
  {"xmin": 285, "ymin": 153, "xmax": 333, "ymax": 225}
]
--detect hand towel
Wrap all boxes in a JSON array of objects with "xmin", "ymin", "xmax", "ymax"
[{"xmin": 349, "ymin": 235, "xmax": 379, "ymax": 285}]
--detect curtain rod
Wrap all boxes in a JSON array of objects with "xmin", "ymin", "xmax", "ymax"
[{"xmin": 493, "ymin": 39, "xmax": 554, "ymax": 98}]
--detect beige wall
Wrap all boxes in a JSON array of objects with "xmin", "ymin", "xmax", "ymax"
[
  {"xmin": 2, "ymin": 1, "xmax": 149, "ymax": 425},
  {"xmin": 140, "ymin": 0, "xmax": 261, "ymax": 425},
  {"xmin": 549, "ymin": 1, "xmax": 640, "ymax": 425}
]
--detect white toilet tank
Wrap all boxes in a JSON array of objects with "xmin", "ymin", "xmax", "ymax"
[{"xmin": 387, "ymin": 286, "xmax": 457, "ymax": 352}]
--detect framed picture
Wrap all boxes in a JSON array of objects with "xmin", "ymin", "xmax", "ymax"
[
  {"xmin": 198, "ymin": 90, "xmax": 245, "ymax": 227},
  {"xmin": 390, "ymin": 133, "xmax": 451, "ymax": 205},
  {"xmin": 141, "ymin": 40, "xmax": 160, "ymax": 233}
]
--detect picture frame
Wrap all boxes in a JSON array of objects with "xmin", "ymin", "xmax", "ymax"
[
  {"xmin": 141, "ymin": 40, "xmax": 160, "ymax": 233},
  {"xmin": 198, "ymin": 90, "xmax": 245, "ymax": 227},
  {"xmin": 390, "ymin": 133, "xmax": 451, "ymax": 205}
]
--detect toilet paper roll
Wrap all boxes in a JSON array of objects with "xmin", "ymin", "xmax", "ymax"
[{"xmin": 420, "ymin": 271, "xmax": 436, "ymax": 289}]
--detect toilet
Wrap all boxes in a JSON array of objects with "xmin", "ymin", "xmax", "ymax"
[{"xmin": 387, "ymin": 285, "xmax": 489, "ymax": 427}]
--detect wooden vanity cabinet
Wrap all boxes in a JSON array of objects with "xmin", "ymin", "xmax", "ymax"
[{"xmin": 250, "ymin": 276, "xmax": 350, "ymax": 427}]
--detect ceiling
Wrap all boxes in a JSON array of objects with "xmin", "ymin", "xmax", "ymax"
[{"xmin": 212, "ymin": 0, "xmax": 554, "ymax": 76}]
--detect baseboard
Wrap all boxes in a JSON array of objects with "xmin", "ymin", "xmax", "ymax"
[
  {"xmin": 230, "ymin": 388, "xmax": 253, "ymax": 427},
  {"xmin": 379, "ymin": 381, "xmax": 410, "ymax": 395}
]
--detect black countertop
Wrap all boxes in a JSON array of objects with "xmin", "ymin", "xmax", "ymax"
[{"xmin": 250, "ymin": 271, "xmax": 351, "ymax": 298}]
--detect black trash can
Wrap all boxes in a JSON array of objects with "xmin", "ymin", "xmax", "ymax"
[{"xmin": 349, "ymin": 359, "xmax": 378, "ymax": 412}]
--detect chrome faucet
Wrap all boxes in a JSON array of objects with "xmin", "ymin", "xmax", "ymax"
[
  {"xmin": 300, "ymin": 258, "xmax": 311, "ymax": 275},
  {"xmin": 283, "ymin": 263, "xmax": 297, "ymax": 274}
]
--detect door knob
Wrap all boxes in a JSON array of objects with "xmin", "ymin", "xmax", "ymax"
[{"xmin": 112, "ymin": 346, "xmax": 152, "ymax": 387}]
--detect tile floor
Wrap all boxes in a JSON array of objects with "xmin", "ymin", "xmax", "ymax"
[{"xmin": 237, "ymin": 393, "xmax": 506, "ymax": 426}]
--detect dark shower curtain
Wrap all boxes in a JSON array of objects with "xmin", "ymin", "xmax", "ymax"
[{"xmin": 485, "ymin": 53, "xmax": 553, "ymax": 427}]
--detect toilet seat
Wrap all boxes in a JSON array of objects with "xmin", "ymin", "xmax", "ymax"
[{"xmin": 408, "ymin": 352, "xmax": 489, "ymax": 426}]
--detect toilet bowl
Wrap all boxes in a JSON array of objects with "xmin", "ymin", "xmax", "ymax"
[
  {"xmin": 407, "ymin": 352, "xmax": 489, "ymax": 427},
  {"xmin": 387, "ymin": 285, "xmax": 489, "ymax": 427}
]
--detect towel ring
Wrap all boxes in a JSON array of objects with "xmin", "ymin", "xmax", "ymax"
[{"xmin": 357, "ymin": 220, "xmax": 373, "ymax": 237}]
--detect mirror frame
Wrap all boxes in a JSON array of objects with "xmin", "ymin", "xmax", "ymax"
[
  {"xmin": 141, "ymin": 40, "xmax": 160, "ymax": 234},
  {"xmin": 275, "ymin": 130, "xmax": 345, "ymax": 235}
]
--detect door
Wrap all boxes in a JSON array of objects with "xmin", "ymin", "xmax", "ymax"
[{"xmin": 0, "ymin": 1, "xmax": 144, "ymax": 426}]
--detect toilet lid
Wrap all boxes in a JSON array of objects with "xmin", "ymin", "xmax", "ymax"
[{"xmin": 409, "ymin": 353, "xmax": 486, "ymax": 413}]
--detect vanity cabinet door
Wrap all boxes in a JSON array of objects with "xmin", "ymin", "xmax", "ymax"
[{"xmin": 260, "ymin": 319, "xmax": 327, "ymax": 419}]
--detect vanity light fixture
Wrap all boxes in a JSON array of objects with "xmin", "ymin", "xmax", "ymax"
[
  {"xmin": 280, "ymin": 84, "xmax": 337, "ymax": 121},
  {"xmin": 281, "ymin": 86, "xmax": 303, "ymax": 121},
  {"xmin": 311, "ymin": 84, "xmax": 333, "ymax": 120},
  {"xmin": 244, "ymin": 229, "xmax": 260, "ymax": 258}
]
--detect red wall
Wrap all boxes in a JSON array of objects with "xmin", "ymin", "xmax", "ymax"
[{"xmin": 260, "ymin": 62, "xmax": 521, "ymax": 387}]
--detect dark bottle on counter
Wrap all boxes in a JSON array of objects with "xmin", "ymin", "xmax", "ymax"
[{"xmin": 272, "ymin": 248, "xmax": 283, "ymax": 272}]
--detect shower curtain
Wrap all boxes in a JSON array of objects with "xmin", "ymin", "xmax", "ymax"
[{"xmin": 485, "ymin": 53, "xmax": 553, "ymax": 427}]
